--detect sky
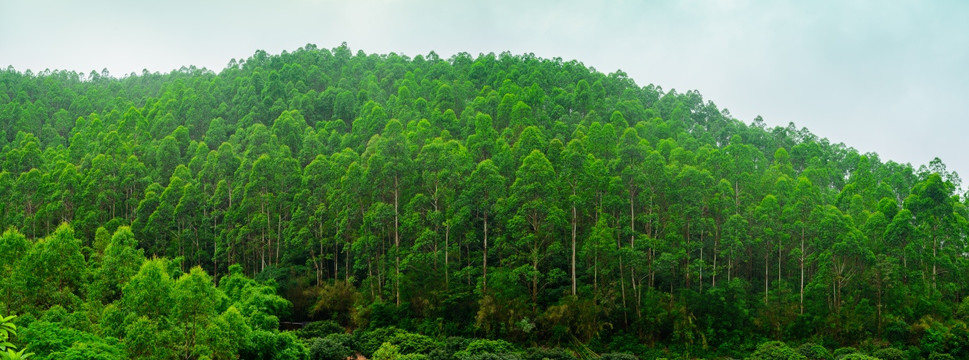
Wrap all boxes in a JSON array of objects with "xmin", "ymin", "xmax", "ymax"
[{"xmin": 2, "ymin": 0, "xmax": 968, "ymax": 179}]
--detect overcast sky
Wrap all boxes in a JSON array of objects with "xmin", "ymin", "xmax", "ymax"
[{"xmin": 2, "ymin": 0, "xmax": 968, "ymax": 179}]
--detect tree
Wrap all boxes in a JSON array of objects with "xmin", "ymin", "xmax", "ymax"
[
  {"xmin": 904, "ymin": 173, "xmax": 957, "ymax": 291},
  {"xmin": 9, "ymin": 223, "xmax": 84, "ymax": 312},
  {"xmin": 272, "ymin": 109, "xmax": 308, "ymax": 155},
  {"xmin": 464, "ymin": 159, "xmax": 505, "ymax": 294},
  {"xmin": 88, "ymin": 226, "xmax": 146, "ymax": 304},
  {"xmin": 559, "ymin": 138, "xmax": 587, "ymax": 296},
  {"xmin": 172, "ymin": 267, "xmax": 225, "ymax": 359},
  {"xmin": 507, "ymin": 150, "xmax": 565, "ymax": 306},
  {"xmin": 366, "ymin": 119, "xmax": 412, "ymax": 306}
]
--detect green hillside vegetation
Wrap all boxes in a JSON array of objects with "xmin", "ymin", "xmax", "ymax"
[{"xmin": 1, "ymin": 43, "xmax": 967, "ymax": 359}]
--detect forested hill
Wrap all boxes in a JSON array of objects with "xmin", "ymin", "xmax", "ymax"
[{"xmin": 1, "ymin": 43, "xmax": 968, "ymax": 359}]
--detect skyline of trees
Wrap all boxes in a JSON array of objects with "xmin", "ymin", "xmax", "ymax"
[{"xmin": 1, "ymin": 43, "xmax": 967, "ymax": 359}]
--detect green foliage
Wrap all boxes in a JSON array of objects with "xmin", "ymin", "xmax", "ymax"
[
  {"xmin": 8, "ymin": 224, "xmax": 84, "ymax": 313},
  {"xmin": 0, "ymin": 314, "xmax": 17, "ymax": 351},
  {"xmin": 297, "ymin": 320, "xmax": 344, "ymax": 339},
  {"xmin": 2, "ymin": 44, "xmax": 969, "ymax": 359},
  {"xmin": 240, "ymin": 329, "xmax": 308, "ymax": 360},
  {"xmin": 48, "ymin": 340, "xmax": 123, "ymax": 360},
  {"xmin": 747, "ymin": 341, "xmax": 806, "ymax": 360},
  {"xmin": 307, "ymin": 281, "xmax": 360, "ymax": 327},
  {"xmin": 837, "ymin": 355, "xmax": 878, "ymax": 360},
  {"xmin": 120, "ymin": 258, "xmax": 174, "ymax": 319},
  {"xmin": 0, "ymin": 314, "xmax": 33, "ymax": 360},
  {"xmin": 87, "ymin": 226, "xmax": 145, "ymax": 304},
  {"xmin": 387, "ymin": 331, "xmax": 438, "ymax": 355},
  {"xmin": 523, "ymin": 347, "xmax": 575, "ymax": 360},
  {"xmin": 833, "ymin": 347, "xmax": 859, "ymax": 359},
  {"xmin": 871, "ymin": 348, "xmax": 904, "ymax": 360},
  {"xmin": 20, "ymin": 321, "xmax": 104, "ymax": 360},
  {"xmin": 356, "ymin": 327, "xmax": 408, "ymax": 357},
  {"xmin": 454, "ymin": 339, "xmax": 520, "ymax": 360},
  {"xmin": 219, "ymin": 264, "xmax": 291, "ymax": 331},
  {"xmin": 373, "ymin": 342, "xmax": 401, "ymax": 360},
  {"xmin": 796, "ymin": 343, "xmax": 832, "ymax": 360},
  {"xmin": 308, "ymin": 335, "xmax": 353, "ymax": 360}
]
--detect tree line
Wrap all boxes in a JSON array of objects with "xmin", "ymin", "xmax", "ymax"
[{"xmin": 1, "ymin": 43, "xmax": 968, "ymax": 358}]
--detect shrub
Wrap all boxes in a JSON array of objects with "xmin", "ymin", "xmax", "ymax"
[
  {"xmin": 388, "ymin": 331, "xmax": 439, "ymax": 355},
  {"xmin": 838, "ymin": 355, "xmax": 878, "ymax": 360},
  {"xmin": 797, "ymin": 343, "xmax": 832, "ymax": 360},
  {"xmin": 833, "ymin": 347, "xmax": 858, "ymax": 359},
  {"xmin": 747, "ymin": 341, "xmax": 807, "ymax": 360},
  {"xmin": 355, "ymin": 327, "xmax": 407, "ymax": 357},
  {"xmin": 454, "ymin": 339, "xmax": 520, "ymax": 360},
  {"xmin": 373, "ymin": 342, "xmax": 401, "ymax": 360},
  {"xmin": 308, "ymin": 336, "xmax": 353, "ymax": 360},
  {"xmin": 463, "ymin": 339, "xmax": 517, "ymax": 354},
  {"xmin": 427, "ymin": 336, "xmax": 470, "ymax": 360},
  {"xmin": 871, "ymin": 347, "xmax": 904, "ymax": 360},
  {"xmin": 523, "ymin": 347, "xmax": 575, "ymax": 360},
  {"xmin": 298, "ymin": 320, "xmax": 344, "ymax": 339}
]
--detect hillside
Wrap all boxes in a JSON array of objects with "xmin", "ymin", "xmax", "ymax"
[{"xmin": 1, "ymin": 44, "xmax": 967, "ymax": 359}]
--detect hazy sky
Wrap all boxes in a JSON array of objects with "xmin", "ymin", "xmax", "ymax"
[{"xmin": 3, "ymin": 0, "xmax": 968, "ymax": 179}]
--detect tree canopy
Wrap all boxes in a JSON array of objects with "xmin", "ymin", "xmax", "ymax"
[{"xmin": 0, "ymin": 43, "xmax": 966, "ymax": 359}]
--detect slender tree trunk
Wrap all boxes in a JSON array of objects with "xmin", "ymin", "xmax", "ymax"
[
  {"xmin": 213, "ymin": 216, "xmax": 218, "ymax": 284},
  {"xmin": 466, "ymin": 242, "xmax": 472, "ymax": 290},
  {"xmin": 700, "ymin": 244, "xmax": 704, "ymax": 293},
  {"xmin": 713, "ymin": 221, "xmax": 719, "ymax": 288},
  {"xmin": 394, "ymin": 176, "xmax": 401, "ymax": 306},
  {"xmin": 432, "ymin": 194, "xmax": 440, "ymax": 273},
  {"xmin": 368, "ymin": 255, "xmax": 375, "ymax": 299},
  {"xmin": 619, "ymin": 247, "xmax": 627, "ymax": 311},
  {"xmin": 332, "ymin": 220, "xmax": 338, "ymax": 283},
  {"xmin": 800, "ymin": 227, "xmax": 805, "ymax": 314},
  {"xmin": 764, "ymin": 239, "xmax": 769, "ymax": 305},
  {"xmin": 571, "ymin": 199, "xmax": 577, "ymax": 297},
  {"xmin": 594, "ymin": 246, "xmax": 599, "ymax": 293},
  {"xmin": 685, "ymin": 223, "xmax": 691, "ymax": 289},
  {"xmin": 877, "ymin": 270, "xmax": 883, "ymax": 338},
  {"xmin": 932, "ymin": 232, "xmax": 938, "ymax": 289},
  {"xmin": 445, "ymin": 223, "xmax": 450, "ymax": 290},
  {"xmin": 345, "ymin": 233, "xmax": 351, "ymax": 282},
  {"xmin": 483, "ymin": 211, "xmax": 489, "ymax": 294},
  {"xmin": 276, "ymin": 213, "xmax": 281, "ymax": 266},
  {"xmin": 629, "ymin": 194, "xmax": 639, "ymax": 317},
  {"xmin": 261, "ymin": 201, "xmax": 267, "ymax": 271}
]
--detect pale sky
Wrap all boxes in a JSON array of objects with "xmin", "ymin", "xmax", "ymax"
[{"xmin": 2, "ymin": 0, "xmax": 968, "ymax": 180}]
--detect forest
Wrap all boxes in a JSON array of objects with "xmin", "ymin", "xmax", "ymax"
[{"xmin": 1, "ymin": 43, "xmax": 968, "ymax": 359}]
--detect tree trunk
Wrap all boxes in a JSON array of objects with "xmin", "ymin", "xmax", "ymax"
[
  {"xmin": 445, "ymin": 223, "xmax": 450, "ymax": 290},
  {"xmin": 800, "ymin": 227, "xmax": 805, "ymax": 314},
  {"xmin": 394, "ymin": 176, "xmax": 401, "ymax": 306},
  {"xmin": 629, "ymin": 193, "xmax": 639, "ymax": 317},
  {"xmin": 571, "ymin": 199, "xmax": 577, "ymax": 297},
  {"xmin": 276, "ymin": 213, "xmax": 282, "ymax": 266},
  {"xmin": 932, "ymin": 231, "xmax": 938, "ymax": 289},
  {"xmin": 712, "ymin": 221, "xmax": 719, "ymax": 288},
  {"xmin": 764, "ymin": 239, "xmax": 769, "ymax": 305},
  {"xmin": 483, "ymin": 211, "xmax": 489, "ymax": 294}
]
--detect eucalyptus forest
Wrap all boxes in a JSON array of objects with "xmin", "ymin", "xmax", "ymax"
[{"xmin": 1, "ymin": 44, "xmax": 968, "ymax": 359}]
